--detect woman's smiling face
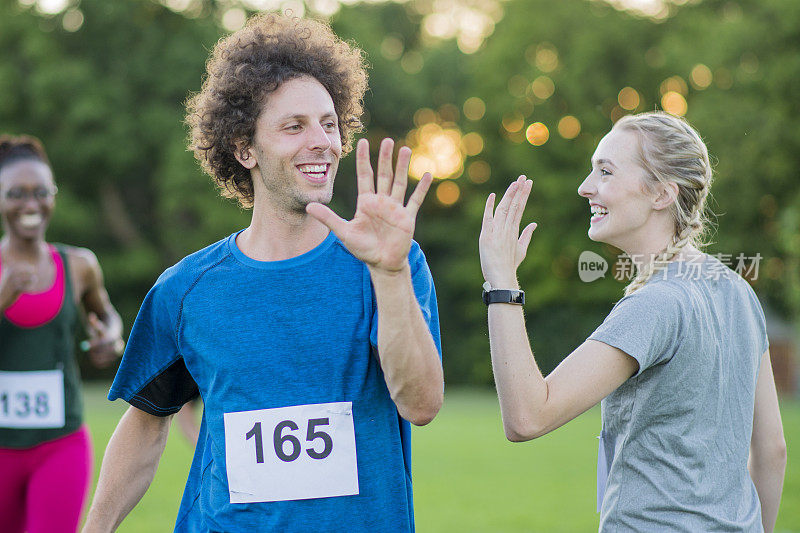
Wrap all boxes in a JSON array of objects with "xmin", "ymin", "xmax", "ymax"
[
  {"xmin": 577, "ymin": 128, "xmax": 660, "ymax": 252},
  {"xmin": 0, "ymin": 159, "xmax": 56, "ymax": 242}
]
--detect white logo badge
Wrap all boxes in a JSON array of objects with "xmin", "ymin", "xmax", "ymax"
[{"xmin": 578, "ymin": 251, "xmax": 608, "ymax": 282}]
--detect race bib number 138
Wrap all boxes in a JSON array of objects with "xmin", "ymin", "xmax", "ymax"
[
  {"xmin": 0, "ymin": 370, "xmax": 65, "ymax": 429},
  {"xmin": 223, "ymin": 402, "xmax": 359, "ymax": 504}
]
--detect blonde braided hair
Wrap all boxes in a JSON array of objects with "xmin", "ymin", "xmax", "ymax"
[{"xmin": 614, "ymin": 112, "xmax": 713, "ymax": 296}]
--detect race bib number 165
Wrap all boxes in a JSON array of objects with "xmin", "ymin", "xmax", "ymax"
[{"xmin": 223, "ymin": 402, "xmax": 359, "ymax": 504}]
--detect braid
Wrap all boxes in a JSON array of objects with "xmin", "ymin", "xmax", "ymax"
[
  {"xmin": 623, "ymin": 225, "xmax": 694, "ymax": 296},
  {"xmin": 615, "ymin": 112, "xmax": 713, "ymax": 296}
]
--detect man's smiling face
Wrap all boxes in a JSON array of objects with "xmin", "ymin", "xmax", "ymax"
[{"xmin": 244, "ymin": 75, "xmax": 342, "ymax": 213}]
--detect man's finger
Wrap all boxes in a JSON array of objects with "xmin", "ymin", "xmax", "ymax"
[
  {"xmin": 406, "ymin": 172, "xmax": 433, "ymax": 217},
  {"xmin": 375, "ymin": 138, "xmax": 395, "ymax": 195},
  {"xmin": 483, "ymin": 193, "xmax": 496, "ymax": 224},
  {"xmin": 391, "ymin": 146, "xmax": 411, "ymax": 202},
  {"xmin": 306, "ymin": 202, "xmax": 349, "ymax": 238},
  {"xmin": 355, "ymin": 138, "xmax": 374, "ymax": 194}
]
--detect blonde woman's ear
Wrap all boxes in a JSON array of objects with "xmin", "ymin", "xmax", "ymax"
[{"xmin": 653, "ymin": 181, "xmax": 679, "ymax": 210}]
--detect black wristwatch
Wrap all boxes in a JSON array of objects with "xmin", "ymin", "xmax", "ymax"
[{"xmin": 482, "ymin": 281, "xmax": 525, "ymax": 306}]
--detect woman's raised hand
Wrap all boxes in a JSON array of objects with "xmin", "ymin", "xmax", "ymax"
[{"xmin": 478, "ymin": 176, "xmax": 536, "ymax": 289}]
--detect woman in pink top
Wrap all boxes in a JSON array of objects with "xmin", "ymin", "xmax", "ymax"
[{"xmin": 0, "ymin": 134, "xmax": 124, "ymax": 533}]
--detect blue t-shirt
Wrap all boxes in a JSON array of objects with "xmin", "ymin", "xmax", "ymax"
[{"xmin": 109, "ymin": 231, "xmax": 441, "ymax": 532}]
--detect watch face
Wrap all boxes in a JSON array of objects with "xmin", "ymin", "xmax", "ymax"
[{"xmin": 482, "ymin": 281, "xmax": 492, "ymax": 291}]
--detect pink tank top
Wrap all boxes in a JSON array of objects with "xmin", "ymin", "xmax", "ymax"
[{"xmin": 0, "ymin": 244, "xmax": 65, "ymax": 328}]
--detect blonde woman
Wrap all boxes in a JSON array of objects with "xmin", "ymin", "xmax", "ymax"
[{"xmin": 479, "ymin": 112, "xmax": 786, "ymax": 532}]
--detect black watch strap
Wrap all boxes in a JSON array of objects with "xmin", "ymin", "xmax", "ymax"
[{"xmin": 482, "ymin": 282, "xmax": 525, "ymax": 306}]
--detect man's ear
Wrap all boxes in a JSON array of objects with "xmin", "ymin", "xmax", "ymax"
[
  {"xmin": 233, "ymin": 140, "xmax": 256, "ymax": 170},
  {"xmin": 653, "ymin": 181, "xmax": 679, "ymax": 211}
]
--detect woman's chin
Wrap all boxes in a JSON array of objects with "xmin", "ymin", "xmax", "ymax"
[{"xmin": 587, "ymin": 227, "xmax": 602, "ymax": 242}]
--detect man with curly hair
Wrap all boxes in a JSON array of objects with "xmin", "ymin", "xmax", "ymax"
[{"xmin": 83, "ymin": 13, "xmax": 443, "ymax": 533}]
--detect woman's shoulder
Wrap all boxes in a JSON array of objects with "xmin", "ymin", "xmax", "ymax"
[
  {"xmin": 58, "ymin": 244, "xmax": 99, "ymax": 268},
  {"xmin": 55, "ymin": 244, "xmax": 103, "ymax": 288}
]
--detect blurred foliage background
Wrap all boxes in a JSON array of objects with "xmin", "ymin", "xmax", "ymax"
[{"xmin": 1, "ymin": 0, "xmax": 798, "ymax": 384}]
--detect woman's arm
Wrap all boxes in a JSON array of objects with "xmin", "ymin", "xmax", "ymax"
[
  {"xmin": 749, "ymin": 349, "xmax": 787, "ymax": 533},
  {"xmin": 0, "ymin": 262, "xmax": 36, "ymax": 311},
  {"xmin": 71, "ymin": 247, "xmax": 124, "ymax": 368},
  {"xmin": 481, "ymin": 178, "xmax": 637, "ymax": 440}
]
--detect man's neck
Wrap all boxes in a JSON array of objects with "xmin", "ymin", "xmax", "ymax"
[{"xmin": 236, "ymin": 202, "xmax": 330, "ymax": 262}]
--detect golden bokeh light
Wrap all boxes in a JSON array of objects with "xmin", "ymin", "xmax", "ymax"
[
  {"xmin": 408, "ymin": 154, "xmax": 434, "ymax": 179},
  {"xmin": 610, "ymin": 105, "xmax": 627, "ymax": 123},
  {"xmin": 380, "ymin": 35, "xmax": 404, "ymax": 61},
  {"xmin": 406, "ymin": 115, "xmax": 465, "ymax": 180},
  {"xmin": 659, "ymin": 76, "xmax": 688, "ymax": 96},
  {"xmin": 457, "ymin": 34, "xmax": 484, "ymax": 55},
  {"xmin": 531, "ymin": 76, "xmax": 555, "ymax": 100},
  {"xmin": 557, "ymin": 116, "xmax": 581, "ymax": 139},
  {"xmin": 62, "ymin": 8, "xmax": 84, "ymax": 31},
  {"xmin": 507, "ymin": 75, "xmax": 529, "ymax": 98},
  {"xmin": 439, "ymin": 103, "xmax": 459, "ymax": 122},
  {"xmin": 502, "ymin": 112, "xmax": 525, "ymax": 133},
  {"xmin": 463, "ymin": 97, "xmax": 486, "ymax": 121},
  {"xmin": 617, "ymin": 87, "xmax": 640, "ymax": 111},
  {"xmin": 516, "ymin": 98, "xmax": 534, "ymax": 117},
  {"xmin": 423, "ymin": 13, "xmax": 454, "ymax": 39},
  {"xmin": 400, "ymin": 51, "xmax": 423, "ymax": 74},
  {"xmin": 504, "ymin": 129, "xmax": 525, "ymax": 144},
  {"xmin": 467, "ymin": 160, "xmax": 491, "ymax": 183},
  {"xmin": 525, "ymin": 42, "xmax": 559, "ymax": 72},
  {"xmin": 526, "ymin": 122, "xmax": 549, "ymax": 146},
  {"xmin": 661, "ymin": 91, "xmax": 688, "ymax": 116},
  {"xmin": 419, "ymin": 3, "xmax": 499, "ymax": 55},
  {"xmin": 461, "ymin": 132, "xmax": 484, "ymax": 156},
  {"xmin": 690, "ymin": 64, "xmax": 713, "ymax": 90},
  {"xmin": 413, "ymin": 108, "xmax": 437, "ymax": 127},
  {"xmin": 221, "ymin": 7, "xmax": 247, "ymax": 31},
  {"xmin": 436, "ymin": 180, "xmax": 461, "ymax": 206},
  {"xmin": 535, "ymin": 44, "xmax": 559, "ymax": 73}
]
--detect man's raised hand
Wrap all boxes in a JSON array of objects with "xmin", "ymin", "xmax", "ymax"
[{"xmin": 306, "ymin": 138, "xmax": 433, "ymax": 274}]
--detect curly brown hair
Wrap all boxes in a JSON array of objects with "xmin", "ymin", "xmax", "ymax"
[
  {"xmin": 186, "ymin": 13, "xmax": 368, "ymax": 208},
  {"xmin": 0, "ymin": 134, "xmax": 50, "ymax": 173}
]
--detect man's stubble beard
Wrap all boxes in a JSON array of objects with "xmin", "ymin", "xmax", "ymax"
[{"xmin": 258, "ymin": 171, "xmax": 335, "ymax": 215}]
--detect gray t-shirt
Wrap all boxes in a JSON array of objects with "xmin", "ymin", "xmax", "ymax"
[{"xmin": 589, "ymin": 255, "xmax": 768, "ymax": 532}]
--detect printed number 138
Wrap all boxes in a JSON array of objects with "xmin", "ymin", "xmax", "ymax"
[{"xmin": 246, "ymin": 418, "xmax": 333, "ymax": 464}]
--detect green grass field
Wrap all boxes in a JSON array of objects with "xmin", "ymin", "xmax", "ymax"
[{"xmin": 81, "ymin": 385, "xmax": 798, "ymax": 532}]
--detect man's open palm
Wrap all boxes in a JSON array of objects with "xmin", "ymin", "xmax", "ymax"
[{"xmin": 306, "ymin": 138, "xmax": 433, "ymax": 273}]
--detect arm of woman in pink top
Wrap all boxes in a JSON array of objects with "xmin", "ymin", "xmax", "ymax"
[
  {"xmin": 0, "ymin": 262, "xmax": 36, "ymax": 312},
  {"xmin": 70, "ymin": 247, "xmax": 124, "ymax": 368}
]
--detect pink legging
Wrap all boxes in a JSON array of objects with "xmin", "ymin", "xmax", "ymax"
[{"xmin": 0, "ymin": 425, "xmax": 92, "ymax": 533}]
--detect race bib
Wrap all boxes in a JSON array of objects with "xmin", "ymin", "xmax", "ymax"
[
  {"xmin": 0, "ymin": 370, "xmax": 65, "ymax": 429},
  {"xmin": 224, "ymin": 401, "xmax": 359, "ymax": 504}
]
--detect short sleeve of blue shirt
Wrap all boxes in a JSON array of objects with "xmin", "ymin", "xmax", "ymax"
[{"xmin": 109, "ymin": 258, "xmax": 204, "ymax": 415}]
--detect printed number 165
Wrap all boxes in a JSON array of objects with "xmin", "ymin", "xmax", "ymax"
[{"xmin": 245, "ymin": 418, "xmax": 333, "ymax": 464}]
